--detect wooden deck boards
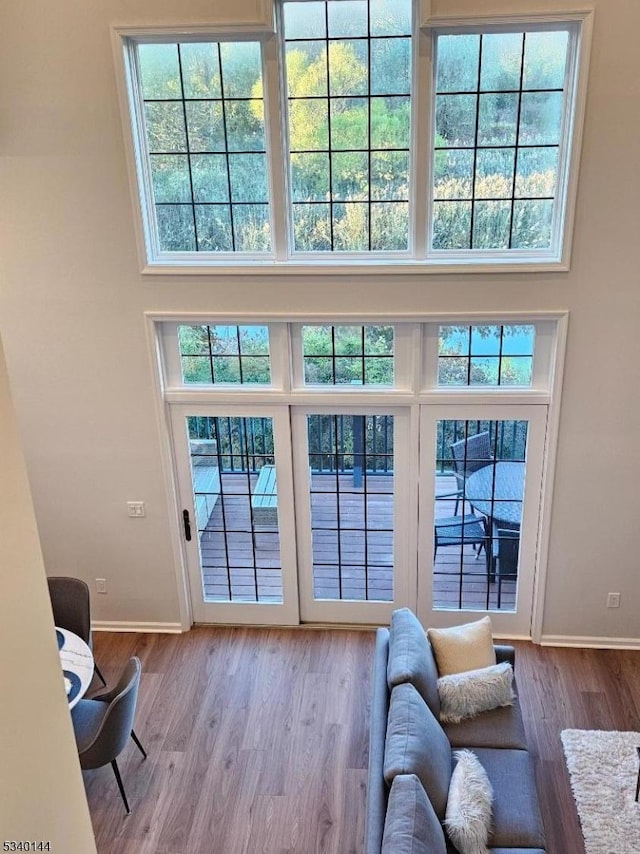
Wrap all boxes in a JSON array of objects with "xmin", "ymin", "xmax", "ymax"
[{"xmin": 197, "ymin": 472, "xmax": 515, "ymax": 610}]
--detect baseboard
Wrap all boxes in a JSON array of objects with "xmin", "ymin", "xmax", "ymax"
[
  {"xmin": 541, "ymin": 634, "xmax": 640, "ymax": 650},
  {"xmin": 92, "ymin": 621, "xmax": 185, "ymax": 634}
]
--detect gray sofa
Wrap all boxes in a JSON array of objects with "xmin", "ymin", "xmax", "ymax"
[{"xmin": 365, "ymin": 609, "xmax": 546, "ymax": 854}]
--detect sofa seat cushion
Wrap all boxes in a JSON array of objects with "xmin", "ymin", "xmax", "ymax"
[
  {"xmin": 446, "ymin": 848, "xmax": 545, "ymax": 854},
  {"xmin": 443, "ymin": 691, "xmax": 527, "ymax": 750},
  {"xmin": 384, "ymin": 683, "xmax": 452, "ymax": 820},
  {"xmin": 387, "ymin": 608, "xmax": 441, "ymax": 717},
  {"xmin": 469, "ymin": 748, "xmax": 546, "ymax": 850},
  {"xmin": 382, "ymin": 774, "xmax": 447, "ymax": 854}
]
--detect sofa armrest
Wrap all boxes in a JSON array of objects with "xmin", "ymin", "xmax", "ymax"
[
  {"xmin": 494, "ymin": 644, "xmax": 515, "ymax": 668},
  {"xmin": 364, "ymin": 628, "xmax": 391, "ymax": 854}
]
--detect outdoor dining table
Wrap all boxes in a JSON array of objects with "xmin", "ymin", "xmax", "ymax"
[
  {"xmin": 56, "ymin": 627, "xmax": 94, "ymax": 709},
  {"xmin": 464, "ymin": 460, "xmax": 525, "ymax": 529}
]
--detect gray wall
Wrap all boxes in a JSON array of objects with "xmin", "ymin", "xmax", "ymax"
[{"xmin": 1, "ymin": 0, "xmax": 638, "ymax": 642}]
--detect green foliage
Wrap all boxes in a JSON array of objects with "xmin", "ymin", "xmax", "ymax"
[
  {"xmin": 179, "ymin": 325, "xmax": 271, "ymax": 384},
  {"xmin": 302, "ymin": 325, "xmax": 394, "ymax": 384}
]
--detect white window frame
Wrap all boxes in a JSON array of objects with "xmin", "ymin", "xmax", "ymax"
[
  {"xmin": 112, "ymin": 5, "xmax": 592, "ymax": 274},
  {"xmin": 423, "ymin": 14, "xmax": 592, "ymax": 268}
]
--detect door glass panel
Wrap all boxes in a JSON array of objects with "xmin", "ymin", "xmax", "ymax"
[
  {"xmin": 307, "ymin": 414, "xmax": 394, "ymax": 601},
  {"xmin": 187, "ymin": 415, "xmax": 283, "ymax": 603},
  {"xmin": 433, "ymin": 419, "xmax": 527, "ymax": 611}
]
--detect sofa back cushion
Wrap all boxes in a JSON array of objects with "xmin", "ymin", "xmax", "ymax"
[
  {"xmin": 382, "ymin": 774, "xmax": 447, "ymax": 854},
  {"xmin": 384, "ymin": 682, "xmax": 452, "ymax": 820},
  {"xmin": 387, "ymin": 608, "xmax": 441, "ymax": 718}
]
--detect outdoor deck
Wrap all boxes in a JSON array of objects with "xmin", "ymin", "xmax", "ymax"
[{"xmin": 197, "ymin": 472, "xmax": 516, "ymax": 611}]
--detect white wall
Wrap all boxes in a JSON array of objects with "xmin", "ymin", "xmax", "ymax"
[
  {"xmin": 1, "ymin": 0, "xmax": 638, "ymax": 642},
  {"xmin": 0, "ymin": 335, "xmax": 97, "ymax": 851}
]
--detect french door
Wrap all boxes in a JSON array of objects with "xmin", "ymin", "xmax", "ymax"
[
  {"xmin": 170, "ymin": 405, "xmax": 300, "ymax": 624},
  {"xmin": 417, "ymin": 405, "xmax": 547, "ymax": 636},
  {"xmin": 170, "ymin": 403, "xmax": 415, "ymax": 625},
  {"xmin": 291, "ymin": 406, "xmax": 415, "ymax": 624}
]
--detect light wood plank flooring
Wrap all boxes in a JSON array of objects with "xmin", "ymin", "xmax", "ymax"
[{"xmin": 85, "ymin": 629, "xmax": 640, "ymax": 854}]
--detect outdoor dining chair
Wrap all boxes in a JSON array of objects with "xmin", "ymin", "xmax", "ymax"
[
  {"xmin": 433, "ymin": 513, "xmax": 489, "ymax": 563},
  {"xmin": 71, "ymin": 656, "xmax": 147, "ymax": 814},
  {"xmin": 450, "ymin": 431, "xmax": 494, "ymax": 515},
  {"xmin": 47, "ymin": 576, "xmax": 106, "ymax": 686},
  {"xmin": 490, "ymin": 524, "xmax": 520, "ymax": 608}
]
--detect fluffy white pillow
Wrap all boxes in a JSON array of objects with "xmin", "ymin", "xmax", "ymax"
[
  {"xmin": 427, "ymin": 617, "xmax": 496, "ymax": 676},
  {"xmin": 438, "ymin": 661, "xmax": 515, "ymax": 724},
  {"xmin": 445, "ymin": 750, "xmax": 493, "ymax": 854}
]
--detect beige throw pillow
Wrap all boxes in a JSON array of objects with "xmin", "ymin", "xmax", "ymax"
[{"xmin": 427, "ymin": 617, "xmax": 496, "ymax": 676}]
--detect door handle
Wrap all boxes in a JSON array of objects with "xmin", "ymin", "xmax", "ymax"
[{"xmin": 183, "ymin": 509, "xmax": 192, "ymax": 541}]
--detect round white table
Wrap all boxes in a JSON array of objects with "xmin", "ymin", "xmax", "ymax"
[{"xmin": 57, "ymin": 627, "xmax": 94, "ymax": 709}]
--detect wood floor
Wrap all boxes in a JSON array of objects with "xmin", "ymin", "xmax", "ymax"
[{"xmin": 86, "ymin": 628, "xmax": 640, "ymax": 854}]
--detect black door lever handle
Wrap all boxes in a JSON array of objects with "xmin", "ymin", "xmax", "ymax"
[{"xmin": 183, "ymin": 509, "xmax": 192, "ymax": 541}]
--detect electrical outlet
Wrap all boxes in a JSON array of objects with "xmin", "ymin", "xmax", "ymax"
[
  {"xmin": 607, "ymin": 592, "xmax": 621, "ymax": 608},
  {"xmin": 96, "ymin": 578, "xmax": 107, "ymax": 594},
  {"xmin": 127, "ymin": 501, "xmax": 146, "ymax": 518}
]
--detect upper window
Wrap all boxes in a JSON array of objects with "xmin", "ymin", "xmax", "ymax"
[
  {"xmin": 134, "ymin": 41, "xmax": 270, "ymax": 254},
  {"xmin": 282, "ymin": 0, "xmax": 412, "ymax": 252},
  {"xmin": 431, "ymin": 28, "xmax": 571, "ymax": 255},
  {"xmin": 119, "ymin": 8, "xmax": 589, "ymax": 270}
]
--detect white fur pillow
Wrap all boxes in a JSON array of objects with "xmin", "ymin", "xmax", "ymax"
[
  {"xmin": 437, "ymin": 661, "xmax": 514, "ymax": 724},
  {"xmin": 445, "ymin": 750, "xmax": 493, "ymax": 854}
]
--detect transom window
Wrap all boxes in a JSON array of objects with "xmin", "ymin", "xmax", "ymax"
[
  {"xmin": 438, "ymin": 324, "xmax": 535, "ymax": 386},
  {"xmin": 302, "ymin": 324, "xmax": 394, "ymax": 385},
  {"xmin": 178, "ymin": 325, "xmax": 271, "ymax": 384},
  {"xmin": 120, "ymin": 9, "xmax": 590, "ymax": 269}
]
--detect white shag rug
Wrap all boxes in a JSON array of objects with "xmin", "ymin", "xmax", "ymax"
[{"xmin": 561, "ymin": 729, "xmax": 640, "ymax": 854}]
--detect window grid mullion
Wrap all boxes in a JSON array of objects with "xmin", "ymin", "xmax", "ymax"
[
  {"xmin": 216, "ymin": 45, "xmax": 237, "ymax": 252},
  {"xmin": 469, "ymin": 35, "xmax": 484, "ymax": 249},
  {"xmin": 507, "ymin": 34, "xmax": 527, "ymax": 249},
  {"xmin": 175, "ymin": 45, "xmax": 200, "ymax": 250}
]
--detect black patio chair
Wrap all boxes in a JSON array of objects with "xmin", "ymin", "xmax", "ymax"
[
  {"xmin": 450, "ymin": 431, "xmax": 494, "ymax": 515},
  {"xmin": 490, "ymin": 524, "xmax": 520, "ymax": 608},
  {"xmin": 434, "ymin": 513, "xmax": 489, "ymax": 564}
]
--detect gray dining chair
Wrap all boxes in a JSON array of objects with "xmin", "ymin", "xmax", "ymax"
[
  {"xmin": 450, "ymin": 431, "xmax": 494, "ymax": 514},
  {"xmin": 47, "ymin": 576, "xmax": 106, "ymax": 686},
  {"xmin": 71, "ymin": 656, "xmax": 147, "ymax": 814}
]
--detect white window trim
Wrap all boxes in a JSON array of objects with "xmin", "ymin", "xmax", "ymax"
[{"xmin": 112, "ymin": 5, "xmax": 592, "ymax": 274}]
